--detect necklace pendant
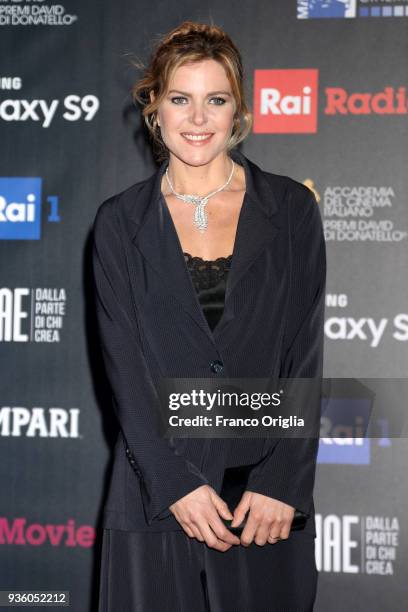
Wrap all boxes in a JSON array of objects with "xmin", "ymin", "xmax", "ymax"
[
  {"xmin": 194, "ymin": 203, "xmax": 207, "ymax": 231},
  {"xmin": 165, "ymin": 159, "xmax": 235, "ymax": 233},
  {"xmin": 192, "ymin": 197, "xmax": 208, "ymax": 232},
  {"xmin": 185, "ymin": 195, "xmax": 203, "ymax": 206}
]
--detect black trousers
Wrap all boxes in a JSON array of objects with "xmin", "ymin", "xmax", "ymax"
[{"xmin": 98, "ymin": 528, "xmax": 318, "ymax": 611}]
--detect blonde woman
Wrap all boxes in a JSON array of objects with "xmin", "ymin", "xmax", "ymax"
[{"xmin": 93, "ymin": 21, "xmax": 326, "ymax": 611}]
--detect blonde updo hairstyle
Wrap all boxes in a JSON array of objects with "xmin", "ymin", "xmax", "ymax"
[{"xmin": 131, "ymin": 21, "xmax": 253, "ymax": 161}]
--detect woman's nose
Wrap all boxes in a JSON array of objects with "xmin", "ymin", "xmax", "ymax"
[{"xmin": 190, "ymin": 104, "xmax": 208, "ymax": 125}]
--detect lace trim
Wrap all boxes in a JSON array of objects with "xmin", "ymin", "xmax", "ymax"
[{"xmin": 183, "ymin": 251, "xmax": 232, "ymax": 290}]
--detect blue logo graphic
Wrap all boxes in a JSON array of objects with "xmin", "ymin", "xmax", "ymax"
[
  {"xmin": 318, "ymin": 436, "xmax": 371, "ymax": 465},
  {"xmin": 298, "ymin": 0, "xmax": 356, "ymax": 18},
  {"xmin": 317, "ymin": 398, "xmax": 371, "ymax": 464},
  {"xmin": 0, "ymin": 178, "xmax": 42, "ymax": 240},
  {"xmin": 297, "ymin": 1, "xmax": 407, "ymax": 19}
]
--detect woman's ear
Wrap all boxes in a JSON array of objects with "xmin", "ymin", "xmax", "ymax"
[{"xmin": 149, "ymin": 91, "xmax": 160, "ymax": 127}]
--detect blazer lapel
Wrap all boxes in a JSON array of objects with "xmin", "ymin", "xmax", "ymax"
[{"xmin": 128, "ymin": 149, "xmax": 282, "ymax": 346}]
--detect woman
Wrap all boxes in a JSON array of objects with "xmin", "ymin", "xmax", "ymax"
[{"xmin": 93, "ymin": 21, "xmax": 326, "ymax": 611}]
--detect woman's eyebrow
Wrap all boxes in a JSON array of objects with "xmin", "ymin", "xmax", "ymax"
[{"xmin": 167, "ymin": 89, "xmax": 232, "ymax": 97}]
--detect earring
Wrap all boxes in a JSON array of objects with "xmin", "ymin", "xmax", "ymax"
[{"xmin": 151, "ymin": 114, "xmax": 160, "ymax": 131}]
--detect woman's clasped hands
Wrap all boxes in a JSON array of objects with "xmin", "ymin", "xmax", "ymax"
[
  {"xmin": 169, "ymin": 484, "xmax": 240, "ymax": 551},
  {"xmin": 169, "ymin": 485, "xmax": 295, "ymax": 551},
  {"xmin": 231, "ymin": 489, "xmax": 295, "ymax": 547}
]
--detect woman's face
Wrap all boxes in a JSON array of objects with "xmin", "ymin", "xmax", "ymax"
[{"xmin": 154, "ymin": 59, "xmax": 237, "ymax": 167}]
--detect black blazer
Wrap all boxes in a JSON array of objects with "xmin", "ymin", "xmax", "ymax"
[{"xmin": 92, "ymin": 148, "xmax": 326, "ymax": 536}]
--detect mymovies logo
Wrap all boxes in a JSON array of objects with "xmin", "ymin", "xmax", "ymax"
[
  {"xmin": 0, "ymin": 178, "xmax": 60, "ymax": 240},
  {"xmin": 0, "ymin": 406, "xmax": 81, "ymax": 438},
  {"xmin": 253, "ymin": 69, "xmax": 408, "ymax": 133},
  {"xmin": 0, "ymin": 519, "xmax": 94, "ymax": 548}
]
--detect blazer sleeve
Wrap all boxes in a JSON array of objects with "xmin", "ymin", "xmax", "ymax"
[
  {"xmin": 92, "ymin": 197, "xmax": 209, "ymax": 525},
  {"xmin": 246, "ymin": 187, "xmax": 326, "ymax": 515}
]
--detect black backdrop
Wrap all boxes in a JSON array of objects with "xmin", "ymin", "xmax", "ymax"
[{"xmin": 1, "ymin": 1, "xmax": 407, "ymax": 610}]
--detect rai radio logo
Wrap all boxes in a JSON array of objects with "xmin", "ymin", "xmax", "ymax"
[{"xmin": 253, "ymin": 69, "xmax": 319, "ymax": 133}]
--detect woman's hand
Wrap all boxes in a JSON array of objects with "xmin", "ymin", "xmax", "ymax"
[
  {"xmin": 169, "ymin": 484, "xmax": 241, "ymax": 551},
  {"xmin": 231, "ymin": 491, "xmax": 295, "ymax": 546}
]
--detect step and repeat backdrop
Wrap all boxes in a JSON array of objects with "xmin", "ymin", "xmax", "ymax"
[{"xmin": 1, "ymin": 1, "xmax": 407, "ymax": 610}]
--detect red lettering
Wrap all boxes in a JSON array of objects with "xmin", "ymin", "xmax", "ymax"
[
  {"xmin": 324, "ymin": 87, "xmax": 348, "ymax": 114},
  {"xmin": 0, "ymin": 517, "xmax": 96, "ymax": 547},
  {"xmin": 325, "ymin": 86, "xmax": 408, "ymax": 115}
]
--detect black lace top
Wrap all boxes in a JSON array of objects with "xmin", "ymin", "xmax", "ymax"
[{"xmin": 183, "ymin": 252, "xmax": 233, "ymax": 332}]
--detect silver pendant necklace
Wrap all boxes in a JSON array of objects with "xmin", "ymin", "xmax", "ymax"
[{"xmin": 165, "ymin": 159, "xmax": 235, "ymax": 232}]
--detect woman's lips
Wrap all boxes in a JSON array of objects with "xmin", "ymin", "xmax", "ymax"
[{"xmin": 181, "ymin": 133, "xmax": 214, "ymax": 146}]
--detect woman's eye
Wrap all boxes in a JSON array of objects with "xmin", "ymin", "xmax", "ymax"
[
  {"xmin": 210, "ymin": 97, "xmax": 226, "ymax": 105},
  {"xmin": 170, "ymin": 96, "xmax": 188, "ymax": 104},
  {"xmin": 172, "ymin": 97, "xmax": 186, "ymax": 104},
  {"xmin": 169, "ymin": 96, "xmax": 227, "ymax": 105}
]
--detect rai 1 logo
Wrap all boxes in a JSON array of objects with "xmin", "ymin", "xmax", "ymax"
[
  {"xmin": 317, "ymin": 397, "xmax": 392, "ymax": 465},
  {"xmin": 0, "ymin": 178, "xmax": 60, "ymax": 240},
  {"xmin": 253, "ymin": 69, "xmax": 319, "ymax": 133}
]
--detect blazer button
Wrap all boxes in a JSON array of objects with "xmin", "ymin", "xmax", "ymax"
[{"xmin": 210, "ymin": 359, "xmax": 224, "ymax": 374}]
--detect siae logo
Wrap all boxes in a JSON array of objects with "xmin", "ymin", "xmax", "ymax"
[
  {"xmin": 0, "ymin": 178, "xmax": 59, "ymax": 240},
  {"xmin": 315, "ymin": 513, "xmax": 400, "ymax": 575},
  {"xmin": 253, "ymin": 69, "xmax": 319, "ymax": 133}
]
